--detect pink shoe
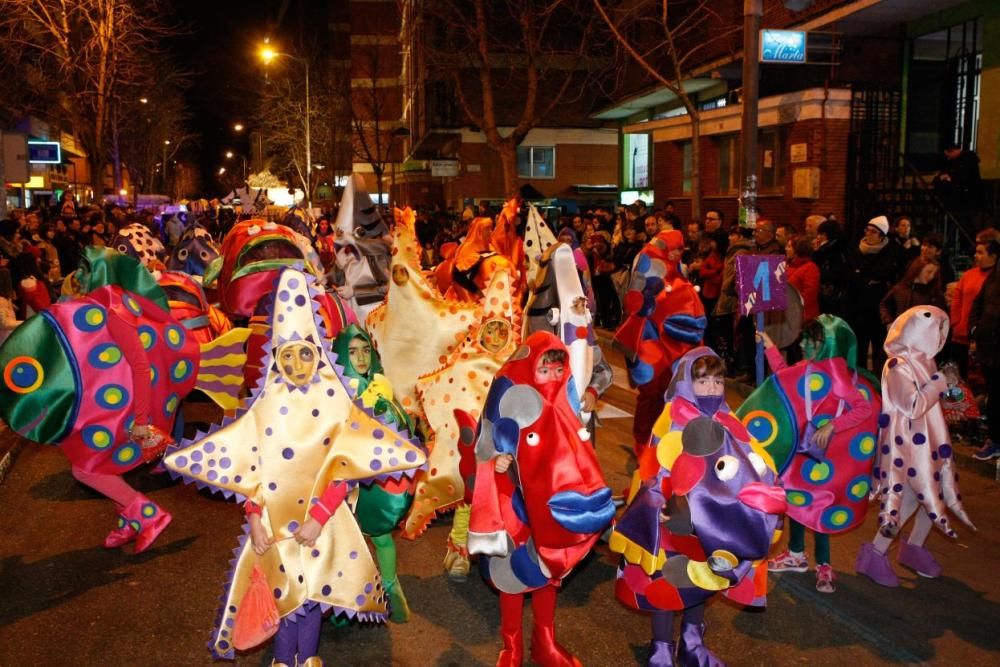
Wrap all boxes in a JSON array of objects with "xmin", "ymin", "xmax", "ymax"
[
  {"xmin": 103, "ymin": 511, "xmax": 138, "ymax": 549},
  {"xmin": 855, "ymin": 543, "xmax": 899, "ymax": 587},
  {"xmin": 768, "ymin": 550, "xmax": 808, "ymax": 573},
  {"xmin": 122, "ymin": 495, "xmax": 173, "ymax": 554},
  {"xmin": 815, "ymin": 563, "xmax": 836, "ymax": 593},
  {"xmin": 898, "ymin": 542, "xmax": 943, "ymax": 578}
]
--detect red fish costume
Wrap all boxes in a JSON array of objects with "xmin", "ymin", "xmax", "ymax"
[{"xmin": 468, "ymin": 331, "xmax": 616, "ymax": 667}]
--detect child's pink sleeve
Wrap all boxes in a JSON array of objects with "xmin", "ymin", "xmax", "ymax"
[{"xmin": 308, "ymin": 481, "xmax": 350, "ymax": 525}]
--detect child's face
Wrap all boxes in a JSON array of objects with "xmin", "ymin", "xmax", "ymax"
[
  {"xmin": 534, "ymin": 359, "xmax": 565, "ymax": 384},
  {"xmin": 347, "ymin": 336, "xmax": 372, "ymax": 374},
  {"xmin": 278, "ymin": 342, "xmax": 318, "ymax": 386},
  {"xmin": 692, "ymin": 373, "xmax": 725, "ymax": 397}
]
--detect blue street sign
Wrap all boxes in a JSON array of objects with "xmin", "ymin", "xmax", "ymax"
[{"xmin": 760, "ymin": 30, "xmax": 807, "ymax": 64}]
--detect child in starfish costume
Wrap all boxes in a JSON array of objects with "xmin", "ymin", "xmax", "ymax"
[
  {"xmin": 855, "ymin": 306, "xmax": 975, "ymax": 586},
  {"xmin": 164, "ymin": 269, "xmax": 425, "ymax": 665},
  {"xmin": 610, "ymin": 348, "xmax": 785, "ymax": 667},
  {"xmin": 468, "ymin": 331, "xmax": 616, "ymax": 667},
  {"xmin": 332, "ymin": 323, "xmax": 417, "ymax": 622}
]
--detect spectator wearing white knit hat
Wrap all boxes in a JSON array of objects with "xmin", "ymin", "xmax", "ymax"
[{"xmin": 846, "ymin": 215, "xmax": 905, "ymax": 371}]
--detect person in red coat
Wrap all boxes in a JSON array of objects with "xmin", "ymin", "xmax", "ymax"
[
  {"xmin": 786, "ymin": 235, "xmax": 820, "ymax": 323},
  {"xmin": 949, "ymin": 240, "xmax": 997, "ymax": 376}
]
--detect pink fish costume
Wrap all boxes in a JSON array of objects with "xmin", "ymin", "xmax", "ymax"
[
  {"xmin": 855, "ymin": 306, "xmax": 975, "ymax": 586},
  {"xmin": 468, "ymin": 331, "xmax": 616, "ymax": 667},
  {"xmin": 163, "ymin": 268, "xmax": 425, "ymax": 663}
]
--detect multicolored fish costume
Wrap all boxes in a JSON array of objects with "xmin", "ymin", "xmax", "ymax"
[
  {"xmin": 735, "ymin": 315, "xmax": 880, "ymax": 533},
  {"xmin": 157, "ymin": 270, "xmax": 233, "ymax": 345},
  {"xmin": 163, "ymin": 268, "xmax": 426, "ymax": 658},
  {"xmin": 610, "ymin": 347, "xmax": 785, "ymax": 667}
]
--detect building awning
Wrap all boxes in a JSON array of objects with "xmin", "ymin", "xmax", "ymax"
[
  {"xmin": 572, "ymin": 184, "xmax": 618, "ymax": 194},
  {"xmin": 591, "ymin": 78, "xmax": 720, "ymax": 121}
]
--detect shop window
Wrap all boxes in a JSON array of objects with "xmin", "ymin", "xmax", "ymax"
[
  {"xmin": 517, "ymin": 146, "xmax": 555, "ymax": 179},
  {"xmin": 624, "ymin": 133, "xmax": 650, "ymax": 189},
  {"xmin": 680, "ymin": 141, "xmax": 692, "ymax": 195}
]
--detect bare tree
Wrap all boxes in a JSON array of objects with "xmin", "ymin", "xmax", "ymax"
[
  {"xmin": 0, "ymin": 0, "xmax": 180, "ymax": 200},
  {"xmin": 408, "ymin": 0, "xmax": 604, "ymax": 197},
  {"xmin": 592, "ymin": 0, "xmax": 740, "ymax": 220},
  {"xmin": 348, "ymin": 44, "xmax": 398, "ymax": 204}
]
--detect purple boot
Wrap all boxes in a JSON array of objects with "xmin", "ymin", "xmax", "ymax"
[
  {"xmin": 855, "ymin": 543, "xmax": 900, "ymax": 587},
  {"xmin": 676, "ymin": 620, "xmax": 724, "ymax": 667},
  {"xmin": 648, "ymin": 640, "xmax": 676, "ymax": 667},
  {"xmin": 898, "ymin": 541, "xmax": 943, "ymax": 578}
]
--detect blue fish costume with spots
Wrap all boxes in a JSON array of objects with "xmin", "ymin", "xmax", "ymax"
[{"xmin": 0, "ymin": 285, "xmax": 198, "ymax": 475}]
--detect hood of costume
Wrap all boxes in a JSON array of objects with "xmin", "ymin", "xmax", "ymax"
[
  {"xmin": 611, "ymin": 347, "xmax": 784, "ymax": 611},
  {"xmin": 522, "ymin": 205, "xmax": 557, "ymax": 288},
  {"xmin": 333, "ymin": 175, "xmax": 391, "ymax": 320},
  {"xmin": 467, "ymin": 331, "xmax": 614, "ymax": 594},
  {"xmin": 403, "ymin": 270, "xmax": 520, "ymax": 537},
  {"xmin": 873, "ymin": 306, "xmax": 973, "ymax": 538},
  {"xmin": 736, "ymin": 316, "xmax": 881, "ymax": 533},
  {"xmin": 365, "ymin": 208, "xmax": 480, "ymax": 422},
  {"xmin": 163, "ymin": 268, "xmax": 425, "ymax": 659},
  {"xmin": 614, "ymin": 230, "xmax": 706, "ymax": 386},
  {"xmin": 166, "ymin": 224, "xmax": 220, "ymax": 276},
  {"xmin": 157, "ymin": 270, "xmax": 233, "ymax": 345}
]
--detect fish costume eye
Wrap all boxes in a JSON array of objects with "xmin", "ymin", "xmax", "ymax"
[
  {"xmin": 714, "ymin": 455, "xmax": 740, "ymax": 481},
  {"xmin": 4, "ymin": 356, "xmax": 44, "ymax": 394},
  {"xmin": 525, "ymin": 432, "xmax": 540, "ymax": 447},
  {"xmin": 177, "ymin": 248, "xmax": 188, "ymax": 260}
]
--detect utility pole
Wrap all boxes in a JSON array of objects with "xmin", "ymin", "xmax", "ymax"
[{"xmin": 740, "ymin": 0, "xmax": 762, "ymax": 228}]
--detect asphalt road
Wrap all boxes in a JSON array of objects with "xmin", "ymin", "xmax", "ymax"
[{"xmin": 1, "ymin": 346, "xmax": 998, "ymax": 667}]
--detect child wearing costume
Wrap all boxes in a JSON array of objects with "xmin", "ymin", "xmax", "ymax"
[
  {"xmin": 754, "ymin": 316, "xmax": 877, "ymax": 593},
  {"xmin": 163, "ymin": 269, "xmax": 425, "ymax": 663},
  {"xmin": 332, "ymin": 324, "xmax": 416, "ymax": 621},
  {"xmin": 610, "ymin": 347, "xmax": 785, "ymax": 667},
  {"xmin": 468, "ymin": 331, "xmax": 616, "ymax": 667},
  {"xmin": 855, "ymin": 305, "xmax": 975, "ymax": 586}
]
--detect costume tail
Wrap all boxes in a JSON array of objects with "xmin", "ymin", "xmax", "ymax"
[{"xmin": 196, "ymin": 327, "xmax": 252, "ymax": 409}]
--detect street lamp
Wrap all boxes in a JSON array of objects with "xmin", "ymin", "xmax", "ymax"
[
  {"xmin": 162, "ymin": 139, "xmax": 171, "ymax": 194},
  {"xmin": 233, "ymin": 123, "xmax": 244, "ymax": 132},
  {"xmin": 259, "ymin": 42, "xmax": 311, "ymax": 211}
]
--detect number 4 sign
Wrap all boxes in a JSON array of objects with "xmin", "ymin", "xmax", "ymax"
[{"xmin": 736, "ymin": 255, "xmax": 787, "ymax": 316}]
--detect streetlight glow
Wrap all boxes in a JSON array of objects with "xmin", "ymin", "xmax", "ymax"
[
  {"xmin": 218, "ymin": 167, "xmax": 226, "ymax": 175},
  {"xmin": 139, "ymin": 97, "xmax": 148, "ymax": 104},
  {"xmin": 164, "ymin": 139, "xmax": 171, "ymax": 145},
  {"xmin": 233, "ymin": 123, "xmax": 244, "ymax": 132},
  {"xmin": 260, "ymin": 46, "xmax": 277, "ymax": 64},
  {"xmin": 225, "ymin": 151, "xmax": 234, "ymax": 159}
]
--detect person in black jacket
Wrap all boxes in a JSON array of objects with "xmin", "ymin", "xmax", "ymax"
[
  {"xmin": 847, "ymin": 215, "xmax": 904, "ymax": 371},
  {"xmin": 812, "ymin": 218, "xmax": 849, "ymax": 317}
]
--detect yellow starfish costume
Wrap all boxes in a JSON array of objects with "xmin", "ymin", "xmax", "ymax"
[{"xmin": 164, "ymin": 268, "xmax": 425, "ymax": 659}]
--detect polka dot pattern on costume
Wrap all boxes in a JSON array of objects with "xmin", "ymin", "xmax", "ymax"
[
  {"xmin": 88, "ymin": 344, "xmax": 123, "ymax": 369},
  {"xmin": 73, "ymin": 305, "xmax": 106, "ymax": 332},
  {"xmin": 164, "ymin": 325, "xmax": 185, "ymax": 350},
  {"xmin": 170, "ymin": 359, "xmax": 193, "ymax": 383},
  {"xmin": 137, "ymin": 325, "xmax": 157, "ymax": 351},
  {"xmin": 82, "ymin": 425, "xmax": 114, "ymax": 451},
  {"xmin": 800, "ymin": 458, "xmax": 833, "ymax": 485},
  {"xmin": 820, "ymin": 505, "xmax": 854, "ymax": 531},
  {"xmin": 848, "ymin": 432, "xmax": 877, "ymax": 460},
  {"xmin": 96, "ymin": 384, "xmax": 129, "ymax": 410}
]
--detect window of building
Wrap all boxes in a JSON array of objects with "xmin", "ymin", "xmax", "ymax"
[
  {"xmin": 759, "ymin": 129, "xmax": 783, "ymax": 192},
  {"xmin": 718, "ymin": 134, "xmax": 740, "ymax": 195},
  {"xmin": 517, "ymin": 146, "xmax": 555, "ymax": 179}
]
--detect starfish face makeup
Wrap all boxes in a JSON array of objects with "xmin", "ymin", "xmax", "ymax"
[
  {"xmin": 277, "ymin": 341, "xmax": 319, "ymax": 387},
  {"xmin": 478, "ymin": 319, "xmax": 511, "ymax": 354}
]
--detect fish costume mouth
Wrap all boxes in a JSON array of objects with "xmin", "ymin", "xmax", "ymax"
[{"xmin": 548, "ymin": 488, "xmax": 617, "ymax": 534}]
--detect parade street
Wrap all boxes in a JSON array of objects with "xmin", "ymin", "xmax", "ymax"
[{"xmin": 1, "ymin": 345, "xmax": 997, "ymax": 667}]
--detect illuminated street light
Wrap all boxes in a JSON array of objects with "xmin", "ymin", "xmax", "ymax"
[
  {"xmin": 139, "ymin": 97, "xmax": 148, "ymax": 105},
  {"xmin": 233, "ymin": 123, "xmax": 244, "ymax": 132},
  {"xmin": 259, "ymin": 40, "xmax": 311, "ymax": 211},
  {"xmin": 225, "ymin": 151, "xmax": 234, "ymax": 159},
  {"xmin": 218, "ymin": 167, "xmax": 226, "ymax": 176}
]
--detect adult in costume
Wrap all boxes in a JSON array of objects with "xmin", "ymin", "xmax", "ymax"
[
  {"xmin": 333, "ymin": 174, "xmax": 392, "ymax": 321},
  {"xmin": 614, "ymin": 230, "xmax": 706, "ymax": 454},
  {"xmin": 855, "ymin": 306, "xmax": 975, "ymax": 586},
  {"xmin": 468, "ymin": 331, "xmax": 616, "ymax": 667},
  {"xmin": 332, "ymin": 324, "xmax": 417, "ymax": 622},
  {"xmin": 747, "ymin": 316, "xmax": 878, "ymax": 593},
  {"xmin": 163, "ymin": 269, "xmax": 425, "ymax": 663},
  {"xmin": 610, "ymin": 348, "xmax": 785, "ymax": 667}
]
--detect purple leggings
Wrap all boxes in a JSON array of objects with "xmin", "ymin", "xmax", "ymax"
[{"xmin": 273, "ymin": 602, "xmax": 322, "ymax": 664}]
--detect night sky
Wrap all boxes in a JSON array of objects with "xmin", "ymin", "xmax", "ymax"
[{"xmin": 165, "ymin": 0, "xmax": 275, "ymax": 188}]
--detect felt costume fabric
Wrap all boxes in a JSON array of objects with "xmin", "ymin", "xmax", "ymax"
[
  {"xmin": 871, "ymin": 306, "xmax": 974, "ymax": 538},
  {"xmin": 610, "ymin": 347, "xmax": 784, "ymax": 613},
  {"xmin": 0, "ymin": 285, "xmax": 197, "ymax": 474},
  {"xmin": 158, "ymin": 270, "xmax": 233, "ymax": 345},
  {"xmin": 736, "ymin": 316, "xmax": 880, "ymax": 533},
  {"xmin": 468, "ymin": 331, "xmax": 615, "ymax": 594},
  {"xmin": 404, "ymin": 270, "xmax": 520, "ymax": 537},
  {"xmin": 163, "ymin": 268, "xmax": 426, "ymax": 659},
  {"xmin": 333, "ymin": 324, "xmax": 417, "ymax": 537}
]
